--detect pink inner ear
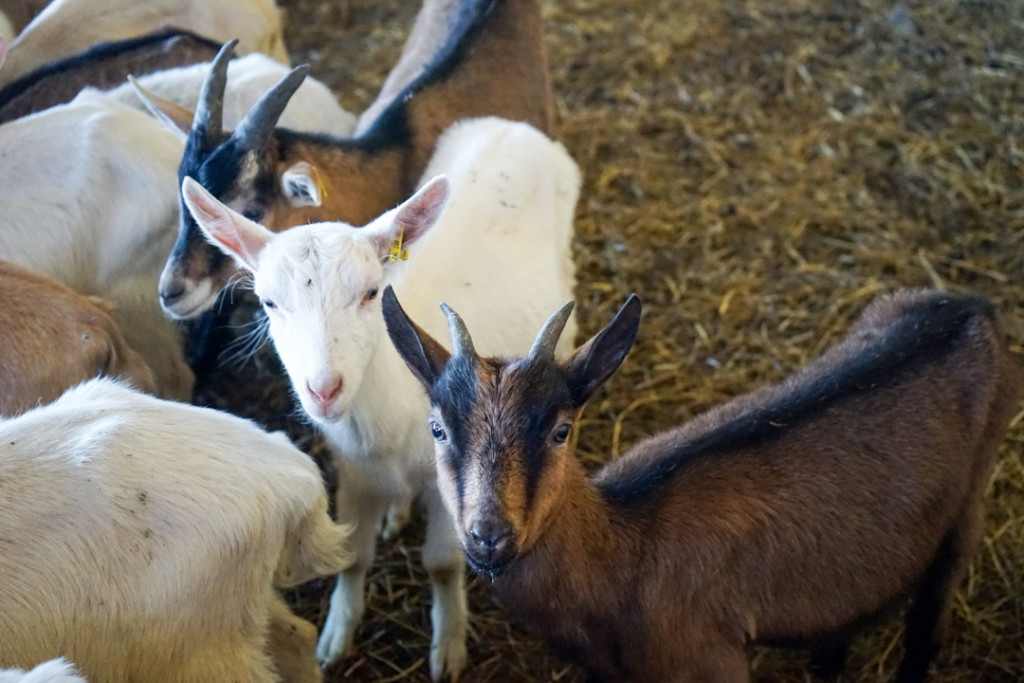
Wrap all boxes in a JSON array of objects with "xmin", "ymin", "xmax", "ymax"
[
  {"xmin": 398, "ymin": 177, "xmax": 450, "ymax": 246},
  {"xmin": 182, "ymin": 178, "xmax": 267, "ymax": 270}
]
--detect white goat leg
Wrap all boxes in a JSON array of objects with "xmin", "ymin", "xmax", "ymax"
[{"xmin": 422, "ymin": 486, "xmax": 468, "ymax": 682}]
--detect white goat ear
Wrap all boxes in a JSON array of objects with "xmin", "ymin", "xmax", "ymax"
[
  {"xmin": 280, "ymin": 161, "xmax": 324, "ymax": 207},
  {"xmin": 128, "ymin": 76, "xmax": 192, "ymax": 142},
  {"xmin": 369, "ymin": 175, "xmax": 450, "ymax": 259},
  {"xmin": 181, "ymin": 177, "xmax": 272, "ymax": 271}
]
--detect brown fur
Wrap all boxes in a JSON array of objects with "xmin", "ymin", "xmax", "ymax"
[
  {"xmin": 0, "ymin": 260, "xmax": 157, "ymax": 416},
  {"xmin": 396, "ymin": 289, "xmax": 1023, "ymax": 682},
  {"xmin": 0, "ymin": 30, "xmax": 220, "ymax": 124}
]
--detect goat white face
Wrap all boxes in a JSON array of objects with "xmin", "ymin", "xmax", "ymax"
[{"xmin": 181, "ymin": 175, "xmax": 450, "ymax": 422}]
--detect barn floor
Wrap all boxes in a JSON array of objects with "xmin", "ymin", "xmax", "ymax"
[{"xmin": 197, "ymin": 0, "xmax": 1024, "ymax": 680}]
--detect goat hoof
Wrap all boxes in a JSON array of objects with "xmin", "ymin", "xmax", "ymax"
[
  {"xmin": 430, "ymin": 638, "xmax": 468, "ymax": 682},
  {"xmin": 315, "ymin": 621, "xmax": 356, "ymax": 668}
]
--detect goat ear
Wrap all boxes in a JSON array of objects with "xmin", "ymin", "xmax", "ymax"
[
  {"xmin": 128, "ymin": 76, "xmax": 192, "ymax": 142},
  {"xmin": 564, "ymin": 294, "xmax": 642, "ymax": 406},
  {"xmin": 181, "ymin": 177, "xmax": 272, "ymax": 272},
  {"xmin": 369, "ymin": 175, "xmax": 449, "ymax": 259},
  {"xmin": 381, "ymin": 285, "xmax": 451, "ymax": 390},
  {"xmin": 280, "ymin": 161, "xmax": 324, "ymax": 207},
  {"xmin": 0, "ymin": 37, "xmax": 6, "ymax": 71}
]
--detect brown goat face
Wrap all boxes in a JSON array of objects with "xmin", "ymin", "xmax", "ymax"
[{"xmin": 429, "ymin": 357, "xmax": 578, "ymax": 576}]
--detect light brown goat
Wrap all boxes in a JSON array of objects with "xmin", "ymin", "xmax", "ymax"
[
  {"xmin": 0, "ymin": 260, "xmax": 156, "ymax": 416},
  {"xmin": 382, "ymin": 287, "xmax": 1022, "ymax": 683}
]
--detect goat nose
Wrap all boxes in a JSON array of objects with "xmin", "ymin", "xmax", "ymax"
[
  {"xmin": 470, "ymin": 520, "xmax": 512, "ymax": 550},
  {"xmin": 160, "ymin": 283, "xmax": 185, "ymax": 305},
  {"xmin": 307, "ymin": 377, "xmax": 343, "ymax": 405}
]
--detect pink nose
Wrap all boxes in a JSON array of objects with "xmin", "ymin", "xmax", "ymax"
[{"xmin": 307, "ymin": 377, "xmax": 343, "ymax": 407}]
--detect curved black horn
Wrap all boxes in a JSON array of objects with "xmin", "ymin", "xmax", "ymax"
[
  {"xmin": 231, "ymin": 65, "xmax": 310, "ymax": 152},
  {"xmin": 440, "ymin": 302, "xmax": 476, "ymax": 358},
  {"xmin": 528, "ymin": 301, "xmax": 575, "ymax": 361},
  {"xmin": 192, "ymin": 39, "xmax": 237, "ymax": 146}
]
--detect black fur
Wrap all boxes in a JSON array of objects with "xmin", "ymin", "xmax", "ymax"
[
  {"xmin": 433, "ymin": 353, "xmax": 479, "ymax": 510},
  {"xmin": 597, "ymin": 292, "xmax": 996, "ymax": 504}
]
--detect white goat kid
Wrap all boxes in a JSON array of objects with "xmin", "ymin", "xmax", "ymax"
[
  {"xmin": 0, "ymin": 379, "xmax": 351, "ymax": 683},
  {"xmin": 0, "ymin": 659, "xmax": 87, "ymax": 683},
  {"xmin": 180, "ymin": 116, "xmax": 580, "ymax": 681}
]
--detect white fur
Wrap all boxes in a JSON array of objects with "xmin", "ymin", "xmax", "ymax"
[
  {"xmin": 0, "ymin": 659, "xmax": 87, "ymax": 683},
  {"xmin": 105, "ymin": 52, "xmax": 357, "ymax": 137},
  {"xmin": 185, "ymin": 116, "xmax": 580, "ymax": 681},
  {"xmin": 0, "ymin": 379, "xmax": 351, "ymax": 682},
  {"xmin": 0, "ymin": 0, "xmax": 288, "ymax": 88}
]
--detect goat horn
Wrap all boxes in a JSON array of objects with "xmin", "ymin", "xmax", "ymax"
[
  {"xmin": 192, "ymin": 39, "xmax": 237, "ymax": 146},
  {"xmin": 231, "ymin": 65, "xmax": 310, "ymax": 153},
  {"xmin": 440, "ymin": 302, "xmax": 476, "ymax": 358},
  {"xmin": 528, "ymin": 301, "xmax": 575, "ymax": 361}
]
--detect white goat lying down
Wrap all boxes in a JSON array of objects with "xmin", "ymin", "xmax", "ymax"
[
  {"xmin": 111, "ymin": 51, "xmax": 356, "ymax": 138},
  {"xmin": 0, "ymin": 659, "xmax": 87, "ymax": 683},
  {"xmin": 180, "ymin": 116, "xmax": 581, "ymax": 681},
  {"xmin": 0, "ymin": 379, "xmax": 352, "ymax": 683},
  {"xmin": 0, "ymin": 0, "xmax": 288, "ymax": 88}
]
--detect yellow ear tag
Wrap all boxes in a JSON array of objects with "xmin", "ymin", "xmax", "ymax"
[
  {"xmin": 387, "ymin": 224, "xmax": 409, "ymax": 263},
  {"xmin": 311, "ymin": 165, "xmax": 328, "ymax": 199}
]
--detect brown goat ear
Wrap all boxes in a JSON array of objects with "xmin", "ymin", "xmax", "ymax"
[
  {"xmin": 128, "ymin": 76, "xmax": 193, "ymax": 142},
  {"xmin": 181, "ymin": 177, "xmax": 272, "ymax": 272},
  {"xmin": 564, "ymin": 294, "xmax": 642, "ymax": 406},
  {"xmin": 381, "ymin": 285, "xmax": 451, "ymax": 390}
]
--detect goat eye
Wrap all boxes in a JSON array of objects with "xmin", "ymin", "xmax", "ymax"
[
  {"xmin": 362, "ymin": 287, "xmax": 379, "ymax": 304},
  {"xmin": 243, "ymin": 207, "xmax": 266, "ymax": 222},
  {"xmin": 262, "ymin": 299, "xmax": 277, "ymax": 311},
  {"xmin": 429, "ymin": 421, "xmax": 448, "ymax": 442},
  {"xmin": 552, "ymin": 423, "xmax": 572, "ymax": 443}
]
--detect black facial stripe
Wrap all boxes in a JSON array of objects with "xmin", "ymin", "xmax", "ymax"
[{"xmin": 433, "ymin": 354, "xmax": 478, "ymax": 516}]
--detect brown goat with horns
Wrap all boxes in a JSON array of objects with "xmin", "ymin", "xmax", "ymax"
[{"xmin": 381, "ymin": 286, "xmax": 1022, "ymax": 682}]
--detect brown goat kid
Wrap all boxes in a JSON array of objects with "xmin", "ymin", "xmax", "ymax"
[
  {"xmin": 0, "ymin": 260, "xmax": 156, "ymax": 416},
  {"xmin": 381, "ymin": 286, "xmax": 1022, "ymax": 683}
]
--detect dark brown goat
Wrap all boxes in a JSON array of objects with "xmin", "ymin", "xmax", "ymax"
[
  {"xmin": 147, "ymin": 0, "xmax": 555, "ymax": 321},
  {"xmin": 381, "ymin": 286, "xmax": 1022, "ymax": 683},
  {"xmin": 0, "ymin": 29, "xmax": 219, "ymax": 124}
]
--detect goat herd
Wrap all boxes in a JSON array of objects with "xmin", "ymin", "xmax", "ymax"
[{"xmin": 0, "ymin": 1, "xmax": 1020, "ymax": 682}]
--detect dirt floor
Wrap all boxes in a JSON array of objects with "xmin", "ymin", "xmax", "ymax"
[{"xmin": 198, "ymin": 0, "xmax": 1024, "ymax": 680}]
